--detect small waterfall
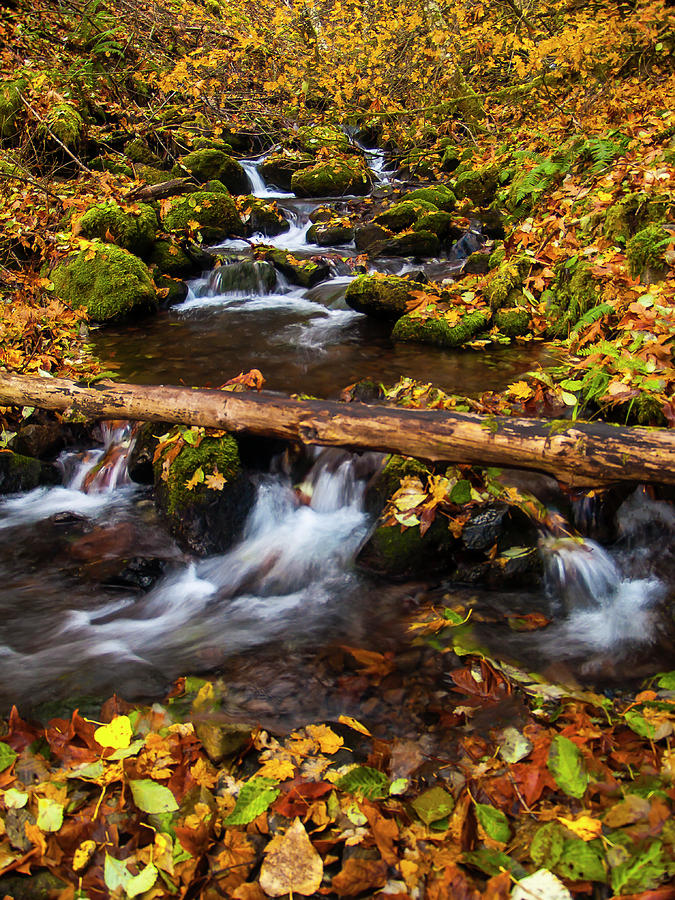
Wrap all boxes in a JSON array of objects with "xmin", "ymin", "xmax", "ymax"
[
  {"xmin": 240, "ymin": 159, "xmax": 293, "ymax": 199},
  {"xmin": 542, "ymin": 536, "xmax": 621, "ymax": 613},
  {"xmin": 59, "ymin": 422, "xmax": 134, "ymax": 493}
]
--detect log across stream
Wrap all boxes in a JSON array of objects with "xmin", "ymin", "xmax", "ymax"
[{"xmin": 1, "ymin": 372, "xmax": 673, "ymax": 487}]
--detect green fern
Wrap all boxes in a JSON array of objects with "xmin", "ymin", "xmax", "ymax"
[
  {"xmin": 577, "ymin": 133, "xmax": 629, "ymax": 174},
  {"xmin": 572, "ymin": 302, "xmax": 614, "ymax": 331}
]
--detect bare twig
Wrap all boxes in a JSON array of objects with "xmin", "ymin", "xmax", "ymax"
[{"xmin": 19, "ymin": 93, "xmax": 95, "ymax": 175}]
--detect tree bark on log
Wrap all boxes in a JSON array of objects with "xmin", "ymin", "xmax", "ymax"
[{"xmin": 1, "ymin": 373, "xmax": 673, "ymax": 486}]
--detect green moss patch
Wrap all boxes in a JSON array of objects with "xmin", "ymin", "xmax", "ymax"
[
  {"xmin": 78, "ymin": 201, "xmax": 157, "ymax": 256},
  {"xmin": 402, "ymin": 185, "xmax": 456, "ymax": 211},
  {"xmin": 626, "ymin": 225, "xmax": 672, "ymax": 279},
  {"xmin": 291, "ymin": 157, "xmax": 371, "ymax": 197},
  {"xmin": 345, "ymin": 274, "xmax": 429, "ymax": 319},
  {"xmin": 161, "ymin": 191, "xmax": 244, "ymax": 243},
  {"xmin": 453, "ymin": 165, "xmax": 499, "ymax": 206},
  {"xmin": 374, "ymin": 199, "xmax": 437, "ymax": 232},
  {"xmin": 174, "ymin": 149, "xmax": 249, "ymax": 194},
  {"xmin": 544, "ymin": 258, "xmax": 600, "ymax": 337},
  {"xmin": 392, "ymin": 309, "xmax": 490, "ymax": 347}
]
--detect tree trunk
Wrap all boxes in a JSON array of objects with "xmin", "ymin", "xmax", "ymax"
[{"xmin": 1, "ymin": 373, "xmax": 673, "ymax": 486}]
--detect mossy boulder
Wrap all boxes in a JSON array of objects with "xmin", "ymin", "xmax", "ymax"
[
  {"xmin": 38, "ymin": 102, "xmax": 84, "ymax": 153},
  {"xmin": 412, "ymin": 211, "xmax": 455, "ymax": 239},
  {"xmin": 161, "ymin": 191, "xmax": 245, "ymax": 243},
  {"xmin": 294, "ymin": 125, "xmax": 351, "ymax": 154},
  {"xmin": 374, "ymin": 199, "xmax": 437, "ymax": 232},
  {"xmin": 213, "ymin": 259, "xmax": 277, "ymax": 294},
  {"xmin": 0, "ymin": 78, "xmax": 27, "ymax": 140},
  {"xmin": 345, "ymin": 274, "xmax": 428, "ymax": 319},
  {"xmin": 453, "ymin": 165, "xmax": 499, "ymax": 206},
  {"xmin": 124, "ymin": 137, "xmax": 164, "ymax": 168},
  {"xmin": 155, "ymin": 274, "xmax": 188, "ymax": 307},
  {"xmin": 51, "ymin": 243, "xmax": 158, "ymax": 322},
  {"xmin": 154, "ymin": 432, "xmax": 254, "ymax": 556},
  {"xmin": 402, "ymin": 185, "xmax": 456, "ymax": 211},
  {"xmin": 241, "ymin": 198, "xmax": 290, "ymax": 237},
  {"xmin": 174, "ymin": 149, "xmax": 249, "ymax": 194},
  {"xmin": 135, "ymin": 164, "xmax": 173, "ymax": 185},
  {"xmin": 358, "ymin": 516, "xmax": 456, "ymax": 578},
  {"xmin": 483, "ymin": 256, "xmax": 529, "ymax": 310},
  {"xmin": 0, "ymin": 450, "xmax": 59, "ymax": 494},
  {"xmin": 260, "ymin": 150, "xmax": 314, "ymax": 191},
  {"xmin": 494, "ymin": 307, "xmax": 530, "ymax": 337},
  {"xmin": 261, "ymin": 248, "xmax": 330, "ymax": 287},
  {"xmin": 354, "ymin": 223, "xmax": 392, "ymax": 252},
  {"xmin": 89, "ymin": 155, "xmax": 134, "ymax": 178},
  {"xmin": 441, "ymin": 147, "xmax": 462, "ymax": 172},
  {"xmin": 392, "ymin": 309, "xmax": 490, "ymax": 347},
  {"xmin": 544, "ymin": 258, "xmax": 600, "ymax": 337},
  {"xmin": 307, "ymin": 221, "xmax": 354, "ymax": 246},
  {"xmin": 148, "ymin": 239, "xmax": 201, "ymax": 278},
  {"xmin": 604, "ymin": 193, "xmax": 670, "ymax": 244},
  {"xmin": 365, "ymin": 454, "xmax": 430, "ymax": 515},
  {"xmin": 380, "ymin": 230, "xmax": 440, "ymax": 257},
  {"xmin": 291, "ymin": 157, "xmax": 372, "ymax": 197},
  {"xmin": 626, "ymin": 224, "xmax": 672, "ymax": 281},
  {"xmin": 78, "ymin": 201, "xmax": 157, "ymax": 257}
]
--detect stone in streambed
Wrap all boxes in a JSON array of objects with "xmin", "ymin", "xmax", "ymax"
[
  {"xmin": 0, "ymin": 451, "xmax": 59, "ymax": 494},
  {"xmin": 147, "ymin": 239, "xmax": 204, "ymax": 278},
  {"xmin": 380, "ymin": 230, "xmax": 440, "ymax": 258},
  {"xmin": 213, "ymin": 259, "xmax": 277, "ymax": 294},
  {"xmin": 402, "ymin": 185, "xmax": 457, "ymax": 211},
  {"xmin": 51, "ymin": 243, "xmax": 158, "ymax": 322},
  {"xmin": 241, "ymin": 197, "xmax": 290, "ymax": 237},
  {"xmin": 160, "ymin": 190, "xmax": 245, "ymax": 243},
  {"xmin": 294, "ymin": 125, "xmax": 352, "ymax": 154},
  {"xmin": 345, "ymin": 274, "xmax": 429, "ymax": 319},
  {"xmin": 154, "ymin": 430, "xmax": 254, "ymax": 556},
  {"xmin": 173, "ymin": 149, "xmax": 250, "ymax": 194},
  {"xmin": 392, "ymin": 309, "xmax": 490, "ymax": 347},
  {"xmin": 261, "ymin": 248, "xmax": 330, "ymax": 287},
  {"xmin": 291, "ymin": 157, "xmax": 372, "ymax": 197},
  {"xmin": 374, "ymin": 199, "xmax": 437, "ymax": 232},
  {"xmin": 78, "ymin": 200, "xmax": 158, "ymax": 257},
  {"xmin": 354, "ymin": 223, "xmax": 392, "ymax": 252},
  {"xmin": 307, "ymin": 220, "xmax": 354, "ymax": 246},
  {"xmin": 453, "ymin": 164, "xmax": 499, "ymax": 206},
  {"xmin": 260, "ymin": 150, "xmax": 315, "ymax": 191}
]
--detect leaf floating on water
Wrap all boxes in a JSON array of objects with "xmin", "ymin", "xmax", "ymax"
[
  {"xmin": 498, "ymin": 726, "xmax": 533, "ymax": 763},
  {"xmin": 259, "ymin": 817, "xmax": 323, "ymax": 898},
  {"xmin": 94, "ymin": 715, "xmax": 133, "ymax": 750},
  {"xmin": 337, "ymin": 715, "xmax": 371, "ymax": 736},
  {"xmin": 411, "ymin": 785, "xmax": 455, "ymax": 825},
  {"xmin": 225, "ymin": 776, "xmax": 280, "ymax": 825},
  {"xmin": 336, "ymin": 766, "xmax": 389, "ymax": 801}
]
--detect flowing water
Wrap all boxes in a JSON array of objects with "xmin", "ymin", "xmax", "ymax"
[{"xmin": 4, "ymin": 154, "xmax": 673, "ymax": 723}]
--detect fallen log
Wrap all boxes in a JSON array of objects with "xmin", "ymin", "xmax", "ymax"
[{"xmin": 1, "ymin": 373, "xmax": 673, "ymax": 486}]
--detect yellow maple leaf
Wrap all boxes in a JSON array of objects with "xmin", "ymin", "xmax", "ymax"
[
  {"xmin": 306, "ymin": 724, "xmax": 343, "ymax": 755},
  {"xmin": 558, "ymin": 814, "xmax": 603, "ymax": 841},
  {"xmin": 94, "ymin": 715, "xmax": 133, "ymax": 750},
  {"xmin": 508, "ymin": 380, "xmax": 534, "ymax": 401},
  {"xmin": 205, "ymin": 468, "xmax": 226, "ymax": 490},
  {"xmin": 185, "ymin": 466, "xmax": 205, "ymax": 490},
  {"xmin": 73, "ymin": 839, "xmax": 97, "ymax": 872},
  {"xmin": 257, "ymin": 757, "xmax": 296, "ymax": 781}
]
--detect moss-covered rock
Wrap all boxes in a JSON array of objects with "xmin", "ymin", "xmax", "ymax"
[
  {"xmin": 345, "ymin": 274, "xmax": 428, "ymax": 319},
  {"xmin": 192, "ymin": 137, "xmax": 233, "ymax": 154},
  {"xmin": 51, "ymin": 243, "xmax": 158, "ymax": 322},
  {"xmin": 374, "ymin": 199, "xmax": 437, "ymax": 232},
  {"xmin": 174, "ymin": 149, "xmax": 249, "ymax": 194},
  {"xmin": 0, "ymin": 450, "xmax": 59, "ymax": 494},
  {"xmin": 392, "ymin": 309, "xmax": 490, "ymax": 347},
  {"xmin": 354, "ymin": 223, "xmax": 392, "ymax": 252},
  {"xmin": 261, "ymin": 248, "xmax": 330, "ymax": 287},
  {"xmin": 89, "ymin": 155, "xmax": 134, "ymax": 178},
  {"xmin": 365, "ymin": 454, "xmax": 430, "ymax": 515},
  {"xmin": 241, "ymin": 198, "xmax": 290, "ymax": 237},
  {"xmin": 154, "ymin": 432, "xmax": 254, "ymax": 555},
  {"xmin": 604, "ymin": 193, "xmax": 670, "ymax": 244},
  {"xmin": 626, "ymin": 224, "xmax": 672, "ymax": 280},
  {"xmin": 412, "ymin": 210, "xmax": 455, "ymax": 239},
  {"xmin": 544, "ymin": 258, "xmax": 600, "ymax": 337},
  {"xmin": 357, "ymin": 516, "xmax": 456, "ymax": 578},
  {"xmin": 401, "ymin": 185, "xmax": 456, "ymax": 211},
  {"xmin": 161, "ymin": 191, "xmax": 245, "ymax": 243},
  {"xmin": 134, "ymin": 164, "xmax": 173, "ymax": 185},
  {"xmin": 307, "ymin": 221, "xmax": 354, "ymax": 246},
  {"xmin": 483, "ymin": 256, "xmax": 529, "ymax": 310},
  {"xmin": 155, "ymin": 274, "xmax": 188, "ymax": 307},
  {"xmin": 494, "ymin": 307, "xmax": 530, "ymax": 337},
  {"xmin": 294, "ymin": 125, "xmax": 351, "ymax": 154},
  {"xmin": 0, "ymin": 78, "xmax": 27, "ymax": 140},
  {"xmin": 124, "ymin": 137, "xmax": 164, "ymax": 168},
  {"xmin": 291, "ymin": 157, "xmax": 372, "ymax": 197},
  {"xmin": 453, "ymin": 165, "xmax": 499, "ymax": 206},
  {"xmin": 38, "ymin": 102, "xmax": 84, "ymax": 153},
  {"xmin": 148, "ymin": 239, "xmax": 200, "ymax": 278},
  {"xmin": 381, "ymin": 230, "xmax": 440, "ymax": 257},
  {"xmin": 78, "ymin": 201, "xmax": 157, "ymax": 256},
  {"xmin": 260, "ymin": 150, "xmax": 314, "ymax": 191},
  {"xmin": 441, "ymin": 147, "xmax": 461, "ymax": 172}
]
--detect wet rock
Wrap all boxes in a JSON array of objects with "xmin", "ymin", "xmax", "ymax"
[
  {"xmin": 214, "ymin": 259, "xmax": 277, "ymax": 294},
  {"xmin": 345, "ymin": 274, "xmax": 428, "ymax": 319},
  {"xmin": 155, "ymin": 274, "xmax": 189, "ymax": 308},
  {"xmin": 242, "ymin": 197, "xmax": 290, "ymax": 237},
  {"xmin": 453, "ymin": 165, "xmax": 499, "ymax": 206},
  {"xmin": 195, "ymin": 720, "xmax": 254, "ymax": 763},
  {"xmin": 0, "ymin": 871, "xmax": 67, "ymax": 899},
  {"xmin": 148, "ymin": 239, "xmax": 202, "ymax": 278},
  {"xmin": 260, "ymin": 150, "xmax": 314, "ymax": 191},
  {"xmin": 413, "ymin": 210, "xmax": 455, "ymax": 240},
  {"xmin": 477, "ymin": 204, "xmax": 506, "ymax": 239},
  {"xmin": 365, "ymin": 454, "xmax": 429, "ymax": 516},
  {"xmin": 128, "ymin": 422, "xmax": 160, "ymax": 484},
  {"xmin": 262, "ymin": 248, "xmax": 330, "ymax": 287},
  {"xmin": 354, "ymin": 222, "xmax": 391, "ymax": 252},
  {"xmin": 294, "ymin": 125, "xmax": 351, "ymax": 154},
  {"xmin": 51, "ymin": 244, "xmax": 158, "ymax": 323},
  {"xmin": 448, "ymin": 229, "xmax": 485, "ymax": 262},
  {"xmin": 462, "ymin": 502, "xmax": 537, "ymax": 552},
  {"xmin": 160, "ymin": 190, "xmax": 245, "ymax": 243},
  {"xmin": 309, "ymin": 206, "xmax": 334, "ymax": 223},
  {"xmin": 358, "ymin": 517, "xmax": 456, "ymax": 579},
  {"xmin": 11, "ymin": 423, "xmax": 64, "ymax": 459},
  {"xmin": 0, "ymin": 451, "xmax": 59, "ymax": 494},
  {"xmin": 380, "ymin": 229, "xmax": 440, "ymax": 258},
  {"xmin": 174, "ymin": 149, "xmax": 250, "ymax": 194},
  {"xmin": 78, "ymin": 200, "xmax": 158, "ymax": 258},
  {"xmin": 307, "ymin": 221, "xmax": 354, "ymax": 246},
  {"xmin": 392, "ymin": 309, "xmax": 490, "ymax": 347},
  {"xmin": 464, "ymin": 250, "xmax": 491, "ymax": 274},
  {"xmin": 291, "ymin": 157, "xmax": 372, "ymax": 197},
  {"xmin": 154, "ymin": 431, "xmax": 255, "ymax": 556}
]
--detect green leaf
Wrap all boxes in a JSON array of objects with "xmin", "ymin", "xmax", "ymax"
[
  {"xmin": 336, "ymin": 766, "xmax": 389, "ymax": 801},
  {"xmin": 463, "ymin": 848, "xmax": 526, "ymax": 878},
  {"xmin": 224, "ymin": 776, "xmax": 280, "ymax": 825},
  {"xmin": 129, "ymin": 779, "xmax": 179, "ymax": 814},
  {"xmin": 104, "ymin": 854, "xmax": 132, "ymax": 893},
  {"xmin": 624, "ymin": 709, "xmax": 656, "ymax": 738},
  {"xmin": 547, "ymin": 735, "xmax": 588, "ymax": 798},
  {"xmin": 475, "ymin": 802, "xmax": 511, "ymax": 842},
  {"xmin": 0, "ymin": 742, "xmax": 17, "ymax": 772},
  {"xmin": 66, "ymin": 761, "xmax": 105, "ymax": 780},
  {"xmin": 127, "ymin": 863, "xmax": 158, "ymax": 898},
  {"xmin": 656, "ymin": 671, "xmax": 675, "ymax": 690},
  {"xmin": 389, "ymin": 778, "xmax": 408, "ymax": 795},
  {"xmin": 37, "ymin": 797, "xmax": 64, "ymax": 832},
  {"xmin": 3, "ymin": 788, "xmax": 28, "ymax": 809},
  {"xmin": 530, "ymin": 822, "xmax": 566, "ymax": 869},
  {"xmin": 449, "ymin": 479, "xmax": 471, "ymax": 504},
  {"xmin": 411, "ymin": 785, "xmax": 455, "ymax": 825},
  {"xmin": 108, "ymin": 739, "xmax": 145, "ymax": 761},
  {"xmin": 558, "ymin": 838, "xmax": 607, "ymax": 883},
  {"xmin": 498, "ymin": 727, "xmax": 532, "ymax": 764},
  {"xmin": 610, "ymin": 840, "xmax": 666, "ymax": 895}
]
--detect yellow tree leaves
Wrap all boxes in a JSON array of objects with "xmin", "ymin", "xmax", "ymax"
[{"xmin": 259, "ymin": 818, "xmax": 323, "ymax": 897}]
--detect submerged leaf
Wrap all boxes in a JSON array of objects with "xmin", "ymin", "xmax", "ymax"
[
  {"xmin": 259, "ymin": 817, "xmax": 323, "ymax": 897},
  {"xmin": 547, "ymin": 735, "xmax": 588, "ymax": 798},
  {"xmin": 225, "ymin": 776, "xmax": 280, "ymax": 825}
]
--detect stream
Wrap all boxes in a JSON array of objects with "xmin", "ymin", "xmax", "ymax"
[{"xmin": 2, "ymin": 152, "xmax": 673, "ymax": 730}]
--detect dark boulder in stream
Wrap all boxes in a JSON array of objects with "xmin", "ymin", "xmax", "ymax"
[
  {"xmin": 345, "ymin": 274, "xmax": 428, "ymax": 319},
  {"xmin": 0, "ymin": 451, "xmax": 59, "ymax": 494},
  {"xmin": 291, "ymin": 157, "xmax": 372, "ymax": 197},
  {"xmin": 173, "ymin": 149, "xmax": 250, "ymax": 194}
]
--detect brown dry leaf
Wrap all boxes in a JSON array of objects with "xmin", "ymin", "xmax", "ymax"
[
  {"xmin": 232, "ymin": 884, "xmax": 267, "ymax": 900},
  {"xmin": 213, "ymin": 831, "xmax": 258, "ymax": 894},
  {"xmin": 331, "ymin": 857, "xmax": 388, "ymax": 897},
  {"xmin": 258, "ymin": 817, "xmax": 323, "ymax": 897}
]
